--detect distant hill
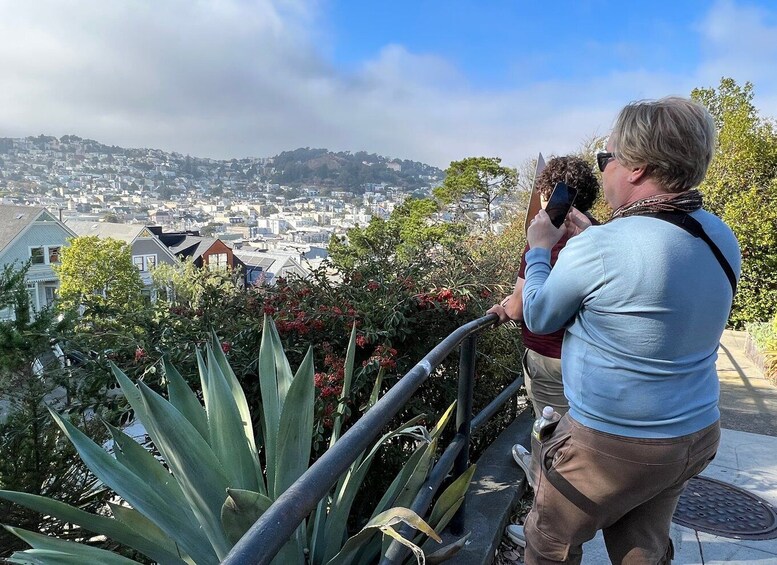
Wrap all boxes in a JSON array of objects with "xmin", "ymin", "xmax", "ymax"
[
  {"xmin": 0, "ymin": 135, "xmax": 443, "ymax": 195},
  {"xmin": 269, "ymin": 148, "xmax": 443, "ymax": 192}
]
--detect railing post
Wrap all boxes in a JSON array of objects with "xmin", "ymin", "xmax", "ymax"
[{"xmin": 450, "ymin": 334, "xmax": 477, "ymax": 536}]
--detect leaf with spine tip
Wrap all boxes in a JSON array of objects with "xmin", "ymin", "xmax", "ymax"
[
  {"xmin": 424, "ymin": 533, "xmax": 471, "ymax": 565},
  {"xmin": 324, "ymin": 507, "xmax": 440, "ymax": 565},
  {"xmin": 105, "ymin": 423, "xmax": 188, "ymax": 508},
  {"xmin": 204, "ymin": 344, "xmax": 260, "ymax": 493},
  {"xmin": 268, "ymin": 316, "xmax": 294, "ymax": 408},
  {"xmin": 220, "ymin": 488, "xmax": 273, "ymax": 547},
  {"xmin": 47, "ymin": 409, "xmax": 218, "ymax": 564},
  {"xmin": 209, "ymin": 330, "xmax": 260, "ymax": 460},
  {"xmin": 273, "ymin": 347, "xmax": 315, "ymax": 498},
  {"xmin": 196, "ymin": 348, "xmax": 212, "ymax": 426},
  {"xmin": 430, "ymin": 401, "xmax": 456, "ymax": 441},
  {"xmin": 329, "ymin": 323, "xmax": 357, "ymax": 447},
  {"xmin": 0, "ymin": 491, "xmax": 186, "ymax": 565},
  {"xmin": 258, "ymin": 315, "xmax": 281, "ymax": 493},
  {"xmin": 110, "ymin": 363, "xmax": 147, "ymax": 423},
  {"xmin": 136, "ymin": 381, "xmax": 232, "ymax": 560},
  {"xmin": 3, "ymin": 525, "xmax": 142, "ymax": 564},
  {"xmin": 426, "ymin": 464, "xmax": 477, "ymax": 531},
  {"xmin": 163, "ymin": 356, "xmax": 208, "ymax": 442}
]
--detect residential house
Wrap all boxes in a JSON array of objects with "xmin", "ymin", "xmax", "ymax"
[
  {"xmin": 64, "ymin": 221, "xmax": 180, "ymax": 299},
  {"xmin": 149, "ymin": 227, "xmax": 241, "ymax": 274},
  {"xmin": 0, "ymin": 205, "xmax": 77, "ymax": 319},
  {"xmin": 234, "ymin": 249, "xmax": 309, "ymax": 286}
]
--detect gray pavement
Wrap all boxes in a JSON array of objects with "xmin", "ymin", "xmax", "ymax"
[{"xmin": 581, "ymin": 330, "xmax": 777, "ymax": 564}]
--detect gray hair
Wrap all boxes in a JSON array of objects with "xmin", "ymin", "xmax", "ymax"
[{"xmin": 610, "ymin": 97, "xmax": 717, "ymax": 193}]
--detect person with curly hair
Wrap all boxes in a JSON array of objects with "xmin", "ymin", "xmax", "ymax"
[{"xmin": 488, "ymin": 155, "xmax": 600, "ymax": 492}]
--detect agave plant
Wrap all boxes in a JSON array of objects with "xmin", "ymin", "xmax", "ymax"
[{"xmin": 0, "ymin": 317, "xmax": 473, "ymax": 564}]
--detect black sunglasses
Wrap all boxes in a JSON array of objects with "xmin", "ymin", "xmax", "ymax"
[{"xmin": 596, "ymin": 151, "xmax": 615, "ymax": 172}]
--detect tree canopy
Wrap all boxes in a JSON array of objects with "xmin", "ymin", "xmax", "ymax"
[
  {"xmin": 692, "ymin": 78, "xmax": 777, "ymax": 325},
  {"xmin": 55, "ymin": 236, "xmax": 144, "ymax": 314},
  {"xmin": 434, "ymin": 157, "xmax": 519, "ymax": 232}
]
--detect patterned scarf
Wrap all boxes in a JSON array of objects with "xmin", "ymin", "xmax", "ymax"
[{"xmin": 609, "ymin": 189, "xmax": 704, "ymax": 221}]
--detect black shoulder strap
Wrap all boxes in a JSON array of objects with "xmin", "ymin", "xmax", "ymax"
[{"xmin": 644, "ymin": 211, "xmax": 737, "ymax": 296}]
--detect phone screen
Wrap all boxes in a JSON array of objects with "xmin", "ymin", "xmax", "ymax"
[{"xmin": 545, "ymin": 182, "xmax": 578, "ymax": 228}]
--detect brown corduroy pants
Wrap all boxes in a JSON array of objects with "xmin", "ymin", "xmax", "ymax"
[{"xmin": 524, "ymin": 414, "xmax": 720, "ymax": 565}]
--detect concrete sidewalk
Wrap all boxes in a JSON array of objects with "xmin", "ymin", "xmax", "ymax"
[{"xmin": 581, "ymin": 330, "xmax": 777, "ymax": 564}]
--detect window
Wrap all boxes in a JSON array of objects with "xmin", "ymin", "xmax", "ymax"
[
  {"xmin": 210, "ymin": 252, "xmax": 228, "ymax": 270},
  {"xmin": 48, "ymin": 246, "xmax": 61, "ymax": 264},
  {"xmin": 132, "ymin": 254, "xmax": 158, "ymax": 271},
  {"xmin": 44, "ymin": 285, "xmax": 57, "ymax": 306},
  {"xmin": 29, "ymin": 245, "xmax": 61, "ymax": 265},
  {"xmin": 30, "ymin": 247, "xmax": 45, "ymax": 264}
]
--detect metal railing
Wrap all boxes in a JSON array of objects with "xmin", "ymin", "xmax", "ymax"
[{"xmin": 222, "ymin": 312, "xmax": 525, "ymax": 565}]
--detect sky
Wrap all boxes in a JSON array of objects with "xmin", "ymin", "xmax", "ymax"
[{"xmin": 1, "ymin": 0, "xmax": 776, "ymax": 169}]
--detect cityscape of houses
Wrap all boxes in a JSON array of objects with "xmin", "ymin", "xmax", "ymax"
[{"xmin": 0, "ymin": 135, "xmax": 445, "ymax": 318}]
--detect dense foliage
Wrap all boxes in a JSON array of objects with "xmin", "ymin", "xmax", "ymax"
[
  {"xmin": 692, "ymin": 78, "xmax": 777, "ymax": 326},
  {"xmin": 55, "ymin": 236, "xmax": 144, "ymax": 315},
  {"xmin": 0, "ymin": 263, "xmax": 112, "ymax": 555}
]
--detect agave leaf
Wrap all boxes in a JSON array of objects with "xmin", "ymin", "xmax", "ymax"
[
  {"xmin": 163, "ymin": 356, "xmax": 209, "ymax": 442},
  {"xmin": 393, "ymin": 438, "xmax": 438, "ymax": 510},
  {"xmin": 320, "ymin": 414, "xmax": 427, "ymax": 564},
  {"xmin": 329, "ymin": 323, "xmax": 357, "ymax": 447},
  {"xmin": 367, "ymin": 366, "xmax": 385, "ymax": 409},
  {"xmin": 268, "ymin": 316, "xmax": 295, "ymax": 408},
  {"xmin": 371, "ymin": 438, "xmax": 429, "ymax": 518},
  {"xmin": 135, "ymin": 381, "xmax": 232, "ymax": 560},
  {"xmin": 273, "ymin": 347, "xmax": 315, "ymax": 498},
  {"xmin": 204, "ymin": 345, "xmax": 261, "ymax": 493},
  {"xmin": 0, "ymin": 492, "xmax": 185, "ymax": 565},
  {"xmin": 258, "ymin": 315, "xmax": 281, "ymax": 493},
  {"xmin": 427, "ymin": 464, "xmax": 477, "ymax": 531},
  {"xmin": 47, "ymin": 409, "xmax": 218, "ymax": 564},
  {"xmin": 324, "ymin": 508, "xmax": 439, "ymax": 565},
  {"xmin": 195, "ymin": 349, "xmax": 212, "ymax": 429},
  {"xmin": 220, "ymin": 488, "xmax": 273, "ymax": 547},
  {"xmin": 430, "ymin": 402, "xmax": 457, "ymax": 441},
  {"xmin": 424, "ymin": 533, "xmax": 470, "ymax": 564},
  {"xmin": 3, "ymin": 526, "xmax": 141, "ymax": 564},
  {"xmin": 108, "ymin": 503, "xmax": 187, "ymax": 562},
  {"xmin": 105, "ymin": 423, "xmax": 188, "ymax": 508},
  {"xmin": 110, "ymin": 363, "xmax": 148, "ymax": 424},
  {"xmin": 209, "ymin": 330, "xmax": 260, "ymax": 459},
  {"xmin": 308, "ymin": 497, "xmax": 329, "ymax": 565}
]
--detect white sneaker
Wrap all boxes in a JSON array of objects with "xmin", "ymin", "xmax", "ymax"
[
  {"xmin": 506, "ymin": 524, "xmax": 526, "ymax": 547},
  {"xmin": 511, "ymin": 443, "xmax": 536, "ymax": 489}
]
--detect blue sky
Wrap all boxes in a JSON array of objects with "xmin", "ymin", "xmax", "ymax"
[{"xmin": 1, "ymin": 0, "xmax": 776, "ymax": 169}]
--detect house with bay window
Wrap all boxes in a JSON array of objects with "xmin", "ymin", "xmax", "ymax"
[{"xmin": 0, "ymin": 205, "xmax": 76, "ymax": 319}]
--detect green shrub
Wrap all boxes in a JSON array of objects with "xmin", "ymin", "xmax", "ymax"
[{"xmin": 1, "ymin": 321, "xmax": 473, "ymax": 564}]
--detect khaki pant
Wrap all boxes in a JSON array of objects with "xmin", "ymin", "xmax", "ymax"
[
  {"xmin": 524, "ymin": 415, "xmax": 720, "ymax": 565},
  {"xmin": 523, "ymin": 349, "xmax": 568, "ymax": 419}
]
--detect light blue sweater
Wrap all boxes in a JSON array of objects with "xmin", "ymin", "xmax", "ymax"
[{"xmin": 523, "ymin": 210, "xmax": 741, "ymax": 438}]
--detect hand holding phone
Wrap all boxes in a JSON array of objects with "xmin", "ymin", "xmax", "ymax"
[{"xmin": 545, "ymin": 181, "xmax": 578, "ymax": 228}]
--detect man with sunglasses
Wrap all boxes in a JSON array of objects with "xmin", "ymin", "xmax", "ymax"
[{"xmin": 519, "ymin": 97, "xmax": 741, "ymax": 564}]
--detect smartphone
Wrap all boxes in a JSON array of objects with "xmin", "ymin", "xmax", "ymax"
[{"xmin": 545, "ymin": 181, "xmax": 578, "ymax": 228}]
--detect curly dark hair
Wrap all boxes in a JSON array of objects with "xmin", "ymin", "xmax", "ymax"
[{"xmin": 535, "ymin": 156, "xmax": 599, "ymax": 213}]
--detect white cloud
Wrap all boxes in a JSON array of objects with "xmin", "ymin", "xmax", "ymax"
[{"xmin": 0, "ymin": 0, "xmax": 775, "ymax": 170}]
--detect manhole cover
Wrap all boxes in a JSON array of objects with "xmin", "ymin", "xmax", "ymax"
[{"xmin": 673, "ymin": 476, "xmax": 777, "ymax": 540}]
